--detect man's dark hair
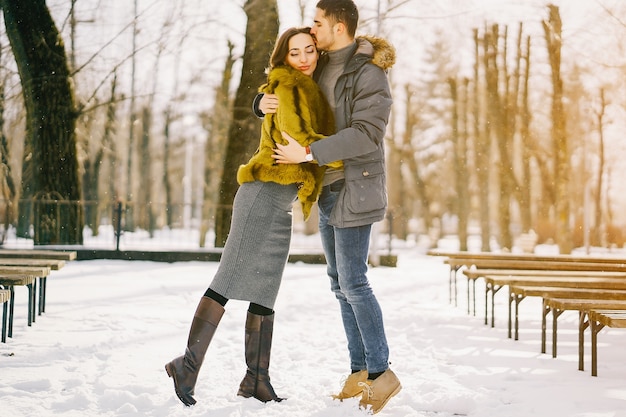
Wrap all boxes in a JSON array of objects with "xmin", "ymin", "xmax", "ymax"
[{"xmin": 316, "ymin": 0, "xmax": 358, "ymax": 38}]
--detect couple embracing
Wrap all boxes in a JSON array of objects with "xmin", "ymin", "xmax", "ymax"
[{"xmin": 165, "ymin": 0, "xmax": 401, "ymax": 414}]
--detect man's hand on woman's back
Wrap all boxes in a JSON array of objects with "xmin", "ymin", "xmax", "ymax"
[{"xmin": 259, "ymin": 93, "xmax": 278, "ymax": 115}]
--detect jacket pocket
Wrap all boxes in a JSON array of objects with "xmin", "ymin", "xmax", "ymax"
[{"xmin": 343, "ymin": 161, "xmax": 387, "ymax": 214}]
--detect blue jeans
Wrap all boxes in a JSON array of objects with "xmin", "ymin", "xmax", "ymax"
[{"xmin": 318, "ymin": 181, "xmax": 390, "ymax": 374}]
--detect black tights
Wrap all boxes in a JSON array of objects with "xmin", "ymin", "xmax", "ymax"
[{"xmin": 204, "ymin": 288, "xmax": 274, "ymax": 316}]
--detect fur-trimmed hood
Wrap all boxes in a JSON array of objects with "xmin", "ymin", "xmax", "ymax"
[{"xmin": 356, "ymin": 35, "xmax": 396, "ymax": 71}]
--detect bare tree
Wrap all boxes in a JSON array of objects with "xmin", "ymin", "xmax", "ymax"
[
  {"xmin": 385, "ymin": 90, "xmax": 406, "ymax": 239},
  {"xmin": 473, "ymin": 28, "xmax": 490, "ymax": 251},
  {"xmin": 199, "ymin": 40, "xmax": 236, "ymax": 248},
  {"xmin": 484, "ymin": 24, "xmax": 514, "ymax": 250},
  {"xmin": 1, "ymin": 0, "xmax": 83, "ymax": 244},
  {"xmin": 448, "ymin": 77, "xmax": 470, "ymax": 250},
  {"xmin": 214, "ymin": 0, "xmax": 278, "ymax": 247},
  {"xmin": 408, "ymin": 29, "xmax": 456, "ymax": 244},
  {"xmin": 591, "ymin": 88, "xmax": 607, "ymax": 246},
  {"xmin": 543, "ymin": 4, "xmax": 572, "ymax": 254},
  {"xmin": 400, "ymin": 84, "xmax": 434, "ymax": 241},
  {"xmin": 82, "ymin": 75, "xmax": 119, "ymax": 236},
  {"xmin": 518, "ymin": 32, "xmax": 532, "ymax": 234}
]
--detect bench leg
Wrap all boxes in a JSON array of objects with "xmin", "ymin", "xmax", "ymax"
[
  {"xmin": 590, "ymin": 319, "xmax": 605, "ymax": 377},
  {"xmin": 508, "ymin": 290, "xmax": 514, "ymax": 338},
  {"xmin": 8, "ymin": 286, "xmax": 14, "ymax": 338},
  {"xmin": 491, "ymin": 285, "xmax": 501, "ymax": 328},
  {"xmin": 38, "ymin": 277, "xmax": 43, "ymax": 315},
  {"xmin": 578, "ymin": 311, "xmax": 589, "ymax": 371},
  {"xmin": 484, "ymin": 283, "xmax": 490, "ymax": 325},
  {"xmin": 41, "ymin": 276, "xmax": 47, "ymax": 314},
  {"xmin": 454, "ymin": 268, "xmax": 459, "ymax": 307},
  {"xmin": 31, "ymin": 280, "xmax": 36, "ymax": 324},
  {"xmin": 472, "ymin": 278, "xmax": 477, "ymax": 316},
  {"xmin": 1, "ymin": 299, "xmax": 7, "ymax": 343},
  {"xmin": 552, "ymin": 308, "xmax": 563, "ymax": 358},
  {"xmin": 26, "ymin": 283, "xmax": 34, "ymax": 327},
  {"xmin": 38, "ymin": 276, "xmax": 47, "ymax": 315},
  {"xmin": 514, "ymin": 294, "xmax": 525, "ymax": 340}
]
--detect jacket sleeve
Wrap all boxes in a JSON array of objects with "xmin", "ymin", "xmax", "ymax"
[
  {"xmin": 252, "ymin": 93, "xmax": 265, "ymax": 119},
  {"xmin": 309, "ymin": 65, "xmax": 392, "ymax": 166}
]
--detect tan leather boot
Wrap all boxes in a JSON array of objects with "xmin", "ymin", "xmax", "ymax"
[
  {"xmin": 237, "ymin": 312, "xmax": 284, "ymax": 402},
  {"xmin": 358, "ymin": 369, "xmax": 402, "ymax": 414},
  {"xmin": 332, "ymin": 370, "xmax": 368, "ymax": 400},
  {"xmin": 165, "ymin": 297, "xmax": 225, "ymax": 406}
]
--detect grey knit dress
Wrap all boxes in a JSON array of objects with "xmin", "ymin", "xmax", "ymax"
[{"xmin": 208, "ymin": 180, "xmax": 298, "ymax": 309}]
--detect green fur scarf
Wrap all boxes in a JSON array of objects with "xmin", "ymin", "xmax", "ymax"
[{"xmin": 237, "ymin": 65, "xmax": 335, "ymax": 220}]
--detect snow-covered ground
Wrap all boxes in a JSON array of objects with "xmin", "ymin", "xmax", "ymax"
[{"xmin": 2, "ymin": 240, "xmax": 626, "ymax": 416}]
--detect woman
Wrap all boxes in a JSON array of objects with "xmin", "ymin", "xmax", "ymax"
[{"xmin": 164, "ymin": 27, "xmax": 337, "ymax": 407}]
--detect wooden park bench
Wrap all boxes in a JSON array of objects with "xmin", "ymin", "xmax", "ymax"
[
  {"xmin": 0, "ymin": 266, "xmax": 51, "ymax": 336},
  {"xmin": 0, "ymin": 250, "xmax": 75, "ymax": 315},
  {"xmin": 506, "ymin": 283, "xmax": 626, "ymax": 339},
  {"xmin": 427, "ymin": 250, "xmax": 626, "ymax": 306},
  {"xmin": 506, "ymin": 291, "xmax": 626, "ymax": 377},
  {"xmin": 456, "ymin": 258, "xmax": 626, "ymax": 309},
  {"xmin": 582, "ymin": 309, "xmax": 626, "ymax": 376},
  {"xmin": 1, "ymin": 288, "xmax": 10, "ymax": 342},
  {"xmin": 463, "ymin": 268, "xmax": 626, "ymax": 317},
  {"xmin": 472, "ymin": 277, "xmax": 626, "ymax": 376},
  {"xmin": 462, "ymin": 275, "xmax": 626, "ymax": 377},
  {"xmin": 541, "ymin": 298, "xmax": 626, "ymax": 360},
  {"xmin": 0, "ymin": 272, "xmax": 42, "ymax": 339},
  {"xmin": 0, "ymin": 258, "xmax": 67, "ymax": 316},
  {"xmin": 428, "ymin": 251, "xmax": 626, "ymax": 377}
]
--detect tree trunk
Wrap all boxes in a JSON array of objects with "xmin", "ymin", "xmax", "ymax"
[
  {"xmin": 386, "ymin": 99, "xmax": 407, "ymax": 240},
  {"xmin": 200, "ymin": 40, "xmax": 235, "ymax": 248},
  {"xmin": 448, "ymin": 78, "xmax": 469, "ymax": 250},
  {"xmin": 484, "ymin": 23, "xmax": 525, "ymax": 251},
  {"xmin": 543, "ymin": 5, "xmax": 572, "ymax": 254},
  {"xmin": 214, "ymin": 0, "xmax": 278, "ymax": 247},
  {"xmin": 138, "ymin": 106, "xmax": 154, "ymax": 235},
  {"xmin": 473, "ymin": 29, "xmax": 491, "ymax": 252},
  {"xmin": 162, "ymin": 107, "xmax": 173, "ymax": 227},
  {"xmin": 519, "ymin": 34, "xmax": 533, "ymax": 233},
  {"xmin": 2, "ymin": 0, "xmax": 83, "ymax": 244},
  {"xmin": 401, "ymin": 84, "xmax": 434, "ymax": 242},
  {"xmin": 592, "ymin": 88, "xmax": 606, "ymax": 246},
  {"xmin": 485, "ymin": 25, "xmax": 511, "ymax": 250}
]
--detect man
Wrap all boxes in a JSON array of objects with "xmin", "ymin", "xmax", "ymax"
[{"xmin": 259, "ymin": 0, "xmax": 401, "ymax": 413}]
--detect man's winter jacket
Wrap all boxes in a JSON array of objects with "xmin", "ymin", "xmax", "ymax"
[{"xmin": 310, "ymin": 36, "xmax": 396, "ymax": 228}]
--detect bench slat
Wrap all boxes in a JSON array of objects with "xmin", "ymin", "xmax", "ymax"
[{"xmin": 0, "ymin": 249, "xmax": 76, "ymax": 261}]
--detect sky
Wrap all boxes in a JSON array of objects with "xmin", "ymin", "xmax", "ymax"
[{"xmin": 2, "ymin": 237, "xmax": 626, "ymax": 417}]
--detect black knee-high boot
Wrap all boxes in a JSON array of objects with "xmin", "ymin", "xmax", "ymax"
[
  {"xmin": 165, "ymin": 296, "xmax": 225, "ymax": 406},
  {"xmin": 237, "ymin": 311, "xmax": 284, "ymax": 402}
]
